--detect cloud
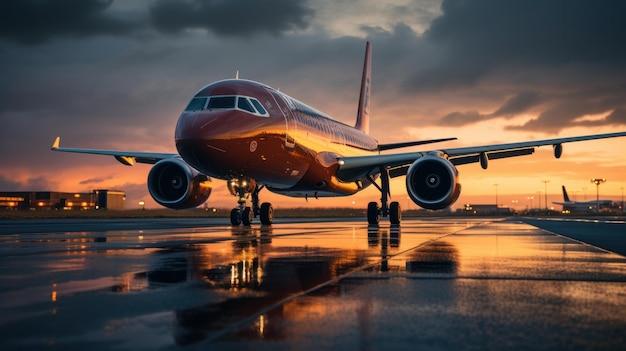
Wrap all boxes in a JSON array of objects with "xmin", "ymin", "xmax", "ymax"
[
  {"xmin": 0, "ymin": 175, "xmax": 55, "ymax": 191},
  {"xmin": 440, "ymin": 111, "xmax": 484, "ymax": 127},
  {"xmin": 491, "ymin": 92, "xmax": 543, "ymax": 118},
  {"xmin": 425, "ymin": 0, "xmax": 626, "ymax": 66},
  {"xmin": 79, "ymin": 175, "xmax": 116, "ymax": 185},
  {"xmin": 0, "ymin": 0, "xmax": 141, "ymax": 45},
  {"xmin": 401, "ymin": 0, "xmax": 626, "ymax": 133},
  {"xmin": 0, "ymin": 0, "xmax": 315, "ymax": 46},
  {"xmin": 438, "ymin": 92, "xmax": 545, "ymax": 127},
  {"xmin": 149, "ymin": 0, "xmax": 315, "ymax": 37}
]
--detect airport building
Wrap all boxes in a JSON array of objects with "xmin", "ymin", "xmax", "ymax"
[
  {"xmin": 459, "ymin": 204, "xmax": 514, "ymax": 215},
  {"xmin": 0, "ymin": 190, "xmax": 125, "ymax": 211}
]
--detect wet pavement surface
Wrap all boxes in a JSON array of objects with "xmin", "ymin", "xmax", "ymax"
[{"xmin": 1, "ymin": 217, "xmax": 626, "ymax": 350}]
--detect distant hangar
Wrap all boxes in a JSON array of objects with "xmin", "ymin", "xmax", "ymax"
[{"xmin": 0, "ymin": 189, "xmax": 125, "ymax": 211}]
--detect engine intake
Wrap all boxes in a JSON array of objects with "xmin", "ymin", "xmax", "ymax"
[
  {"xmin": 147, "ymin": 158, "xmax": 212, "ymax": 209},
  {"xmin": 406, "ymin": 155, "xmax": 461, "ymax": 210}
]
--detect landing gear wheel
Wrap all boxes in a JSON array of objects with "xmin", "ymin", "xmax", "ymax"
[
  {"xmin": 260, "ymin": 202, "xmax": 274, "ymax": 225},
  {"xmin": 389, "ymin": 201, "xmax": 401, "ymax": 225},
  {"xmin": 367, "ymin": 202, "xmax": 380, "ymax": 225},
  {"xmin": 242, "ymin": 207, "xmax": 253, "ymax": 226},
  {"xmin": 230, "ymin": 208, "xmax": 241, "ymax": 226}
]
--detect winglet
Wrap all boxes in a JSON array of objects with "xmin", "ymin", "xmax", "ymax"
[
  {"xmin": 51, "ymin": 136, "xmax": 60, "ymax": 150},
  {"xmin": 355, "ymin": 41, "xmax": 371, "ymax": 135}
]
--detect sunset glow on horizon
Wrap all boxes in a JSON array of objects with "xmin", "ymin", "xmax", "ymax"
[{"xmin": 1, "ymin": 1, "xmax": 625, "ymax": 212}]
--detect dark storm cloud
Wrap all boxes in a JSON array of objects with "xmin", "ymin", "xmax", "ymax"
[
  {"xmin": 149, "ymin": 0, "xmax": 314, "ymax": 37},
  {"xmin": 426, "ymin": 0, "xmax": 626, "ymax": 66},
  {"xmin": 440, "ymin": 111, "xmax": 484, "ymax": 127},
  {"xmin": 439, "ymin": 92, "xmax": 545, "ymax": 127},
  {"xmin": 491, "ymin": 92, "xmax": 543, "ymax": 117},
  {"xmin": 0, "ymin": 0, "xmax": 140, "ymax": 45},
  {"xmin": 0, "ymin": 0, "xmax": 314, "ymax": 46},
  {"xmin": 413, "ymin": 0, "xmax": 626, "ymax": 133}
]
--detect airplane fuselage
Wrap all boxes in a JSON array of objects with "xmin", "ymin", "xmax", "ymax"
[{"xmin": 175, "ymin": 79, "xmax": 378, "ymax": 198}]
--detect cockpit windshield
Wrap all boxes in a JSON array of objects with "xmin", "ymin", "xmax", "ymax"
[
  {"xmin": 208, "ymin": 96, "xmax": 236, "ymax": 109},
  {"xmin": 185, "ymin": 95, "xmax": 269, "ymax": 117},
  {"xmin": 185, "ymin": 97, "xmax": 207, "ymax": 111}
]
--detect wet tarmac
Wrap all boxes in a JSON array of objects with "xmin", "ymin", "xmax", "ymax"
[{"xmin": 1, "ymin": 217, "xmax": 626, "ymax": 350}]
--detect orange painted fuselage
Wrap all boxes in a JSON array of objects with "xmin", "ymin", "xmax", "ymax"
[{"xmin": 175, "ymin": 79, "xmax": 379, "ymax": 197}]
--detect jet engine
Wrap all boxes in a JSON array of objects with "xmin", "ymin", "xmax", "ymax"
[
  {"xmin": 406, "ymin": 155, "xmax": 461, "ymax": 210},
  {"xmin": 147, "ymin": 158, "xmax": 212, "ymax": 209}
]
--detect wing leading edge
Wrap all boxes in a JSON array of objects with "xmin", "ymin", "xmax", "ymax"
[
  {"xmin": 51, "ymin": 137, "xmax": 178, "ymax": 166},
  {"xmin": 336, "ymin": 131, "xmax": 626, "ymax": 182}
]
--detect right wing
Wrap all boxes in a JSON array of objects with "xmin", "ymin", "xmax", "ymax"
[
  {"xmin": 50, "ymin": 137, "xmax": 178, "ymax": 166},
  {"xmin": 336, "ymin": 131, "xmax": 626, "ymax": 181}
]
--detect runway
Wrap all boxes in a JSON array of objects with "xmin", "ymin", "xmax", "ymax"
[{"xmin": 1, "ymin": 216, "xmax": 626, "ymax": 350}]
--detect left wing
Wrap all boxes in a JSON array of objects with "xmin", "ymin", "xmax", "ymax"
[
  {"xmin": 51, "ymin": 137, "xmax": 178, "ymax": 166},
  {"xmin": 336, "ymin": 131, "xmax": 626, "ymax": 181}
]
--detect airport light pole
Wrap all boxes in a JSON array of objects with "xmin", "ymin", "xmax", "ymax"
[
  {"xmin": 590, "ymin": 178, "xmax": 606, "ymax": 213},
  {"xmin": 493, "ymin": 183, "xmax": 499, "ymax": 213},
  {"xmin": 527, "ymin": 196, "xmax": 533, "ymax": 210},
  {"xmin": 621, "ymin": 186, "xmax": 624, "ymax": 213},
  {"xmin": 542, "ymin": 180, "xmax": 550, "ymax": 211}
]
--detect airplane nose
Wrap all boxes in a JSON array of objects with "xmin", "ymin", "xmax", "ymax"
[{"xmin": 175, "ymin": 111, "xmax": 231, "ymax": 141}]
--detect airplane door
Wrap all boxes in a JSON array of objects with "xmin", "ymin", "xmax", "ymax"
[{"xmin": 268, "ymin": 91, "xmax": 296, "ymax": 150}]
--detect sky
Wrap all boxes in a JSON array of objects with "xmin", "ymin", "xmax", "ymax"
[{"xmin": 1, "ymin": 0, "xmax": 626, "ymax": 211}]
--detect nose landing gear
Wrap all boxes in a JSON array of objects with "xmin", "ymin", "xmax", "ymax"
[{"xmin": 228, "ymin": 178, "xmax": 273, "ymax": 226}]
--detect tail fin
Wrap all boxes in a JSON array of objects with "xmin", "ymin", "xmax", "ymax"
[
  {"xmin": 355, "ymin": 41, "xmax": 371, "ymax": 135},
  {"xmin": 562, "ymin": 186, "xmax": 571, "ymax": 202}
]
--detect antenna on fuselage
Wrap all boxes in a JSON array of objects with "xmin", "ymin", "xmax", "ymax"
[{"xmin": 235, "ymin": 70, "xmax": 239, "ymax": 79}]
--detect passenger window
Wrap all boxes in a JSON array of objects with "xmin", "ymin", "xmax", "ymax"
[
  {"xmin": 250, "ymin": 99, "xmax": 268, "ymax": 115},
  {"xmin": 207, "ymin": 96, "xmax": 236, "ymax": 109},
  {"xmin": 237, "ymin": 97, "xmax": 255, "ymax": 113},
  {"xmin": 185, "ymin": 97, "xmax": 207, "ymax": 111}
]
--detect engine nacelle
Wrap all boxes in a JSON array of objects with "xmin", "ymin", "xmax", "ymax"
[
  {"xmin": 147, "ymin": 158, "xmax": 212, "ymax": 209},
  {"xmin": 406, "ymin": 155, "xmax": 461, "ymax": 210}
]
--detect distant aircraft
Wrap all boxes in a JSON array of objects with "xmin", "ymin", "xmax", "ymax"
[
  {"xmin": 51, "ymin": 42, "xmax": 626, "ymax": 226},
  {"xmin": 553, "ymin": 185, "xmax": 613, "ymax": 212}
]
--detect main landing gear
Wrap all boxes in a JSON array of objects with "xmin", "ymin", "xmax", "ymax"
[
  {"xmin": 367, "ymin": 166, "xmax": 401, "ymax": 226},
  {"xmin": 228, "ymin": 178, "xmax": 274, "ymax": 226}
]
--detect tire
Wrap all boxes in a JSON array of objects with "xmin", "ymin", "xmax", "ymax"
[
  {"xmin": 389, "ymin": 201, "xmax": 401, "ymax": 225},
  {"xmin": 260, "ymin": 202, "xmax": 274, "ymax": 225},
  {"xmin": 367, "ymin": 202, "xmax": 380, "ymax": 225},
  {"xmin": 242, "ymin": 207, "xmax": 253, "ymax": 226},
  {"xmin": 230, "ymin": 208, "xmax": 241, "ymax": 226}
]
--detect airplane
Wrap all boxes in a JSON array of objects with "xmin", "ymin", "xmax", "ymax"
[
  {"xmin": 51, "ymin": 41, "xmax": 626, "ymax": 226},
  {"xmin": 552, "ymin": 185, "xmax": 613, "ymax": 212}
]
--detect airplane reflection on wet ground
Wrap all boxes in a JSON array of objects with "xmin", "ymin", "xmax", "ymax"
[{"xmin": 1, "ymin": 217, "xmax": 625, "ymax": 350}]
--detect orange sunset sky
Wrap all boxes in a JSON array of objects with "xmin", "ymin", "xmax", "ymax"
[{"xmin": 1, "ymin": 0, "xmax": 626, "ymax": 211}]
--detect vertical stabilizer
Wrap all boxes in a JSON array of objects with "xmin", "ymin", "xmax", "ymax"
[
  {"xmin": 355, "ymin": 41, "xmax": 371, "ymax": 135},
  {"xmin": 562, "ymin": 186, "xmax": 571, "ymax": 202}
]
